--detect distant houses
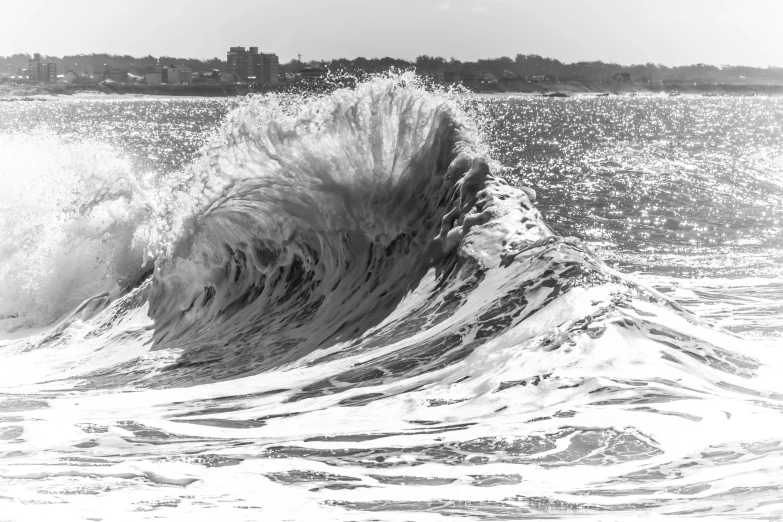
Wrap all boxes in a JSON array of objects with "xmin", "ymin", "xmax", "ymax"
[
  {"xmin": 161, "ymin": 65, "xmax": 192, "ymax": 85},
  {"xmin": 63, "ymin": 70, "xmax": 93, "ymax": 85},
  {"xmin": 7, "ymin": 51, "xmax": 783, "ymax": 91},
  {"xmin": 11, "ymin": 48, "xmax": 281, "ymax": 88},
  {"xmin": 96, "ymin": 46, "xmax": 282, "ymax": 87},
  {"xmin": 11, "ymin": 47, "xmax": 298, "ymax": 89},
  {"xmin": 105, "ymin": 68, "xmax": 128, "ymax": 83}
]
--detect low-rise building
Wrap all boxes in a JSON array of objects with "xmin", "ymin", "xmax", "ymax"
[
  {"xmin": 162, "ymin": 65, "xmax": 192, "ymax": 85},
  {"xmin": 106, "ymin": 69, "xmax": 128, "ymax": 83},
  {"xmin": 63, "ymin": 71, "xmax": 93, "ymax": 85}
]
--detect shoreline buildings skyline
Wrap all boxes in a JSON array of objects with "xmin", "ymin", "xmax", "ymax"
[{"xmin": 11, "ymin": 47, "xmax": 280, "ymax": 86}]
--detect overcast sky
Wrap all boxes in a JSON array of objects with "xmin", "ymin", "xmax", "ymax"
[{"xmin": 2, "ymin": 0, "xmax": 783, "ymax": 66}]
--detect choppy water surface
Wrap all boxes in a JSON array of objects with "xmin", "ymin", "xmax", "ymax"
[
  {"xmin": 482, "ymin": 96, "xmax": 783, "ymax": 339},
  {"xmin": 0, "ymin": 84, "xmax": 781, "ymax": 520}
]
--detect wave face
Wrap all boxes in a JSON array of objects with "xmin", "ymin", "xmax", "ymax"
[
  {"xmin": 144, "ymin": 78, "xmax": 559, "ymax": 385},
  {"xmin": 1, "ymin": 77, "xmax": 782, "ymax": 520}
]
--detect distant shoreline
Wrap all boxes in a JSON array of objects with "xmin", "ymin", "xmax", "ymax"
[
  {"xmin": 472, "ymin": 80, "xmax": 783, "ymax": 96},
  {"xmin": 0, "ymin": 83, "xmax": 262, "ymax": 99},
  {"xmin": 3, "ymin": 80, "xmax": 783, "ymax": 99}
]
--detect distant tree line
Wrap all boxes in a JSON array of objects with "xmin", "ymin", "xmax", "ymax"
[
  {"xmin": 312, "ymin": 55, "xmax": 783, "ymax": 85},
  {"xmin": 2, "ymin": 52, "xmax": 783, "ymax": 85}
]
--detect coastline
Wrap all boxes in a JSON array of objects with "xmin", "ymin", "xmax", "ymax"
[
  {"xmin": 0, "ymin": 83, "xmax": 257, "ymax": 99},
  {"xmin": 472, "ymin": 79, "xmax": 783, "ymax": 96},
  {"xmin": 3, "ymin": 80, "xmax": 783, "ymax": 100}
]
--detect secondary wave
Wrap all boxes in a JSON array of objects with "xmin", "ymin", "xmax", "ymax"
[{"xmin": 0, "ymin": 133, "xmax": 156, "ymax": 336}]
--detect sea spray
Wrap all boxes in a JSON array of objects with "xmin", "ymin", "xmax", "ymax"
[
  {"xmin": 0, "ymin": 75, "xmax": 781, "ymax": 520},
  {"xmin": 0, "ymin": 133, "xmax": 156, "ymax": 333}
]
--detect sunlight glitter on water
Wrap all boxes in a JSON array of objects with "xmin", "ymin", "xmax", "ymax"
[{"xmin": 0, "ymin": 87, "xmax": 781, "ymax": 520}]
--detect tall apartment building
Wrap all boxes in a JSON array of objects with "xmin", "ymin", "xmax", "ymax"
[
  {"xmin": 226, "ymin": 47, "xmax": 278, "ymax": 85},
  {"xmin": 28, "ymin": 53, "xmax": 57, "ymax": 83},
  {"xmin": 227, "ymin": 47, "xmax": 254, "ymax": 79},
  {"xmin": 260, "ymin": 53, "xmax": 279, "ymax": 85}
]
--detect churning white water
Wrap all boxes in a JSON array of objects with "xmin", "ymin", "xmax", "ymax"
[{"xmin": 0, "ymin": 75, "xmax": 782, "ymax": 520}]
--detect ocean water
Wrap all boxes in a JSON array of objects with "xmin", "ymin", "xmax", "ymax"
[{"xmin": 0, "ymin": 77, "xmax": 782, "ymax": 520}]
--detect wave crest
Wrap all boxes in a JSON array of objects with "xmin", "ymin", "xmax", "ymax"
[{"xmin": 143, "ymin": 76, "xmax": 548, "ymax": 381}]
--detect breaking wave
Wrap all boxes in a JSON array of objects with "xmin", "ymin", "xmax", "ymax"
[
  {"xmin": 142, "ymin": 76, "xmax": 564, "ymax": 384},
  {"xmin": 0, "ymin": 134, "xmax": 155, "ymax": 334},
  {"xmin": 1, "ymin": 74, "xmax": 781, "ymax": 519}
]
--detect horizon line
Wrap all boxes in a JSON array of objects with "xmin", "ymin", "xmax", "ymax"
[{"xmin": 2, "ymin": 51, "xmax": 783, "ymax": 70}]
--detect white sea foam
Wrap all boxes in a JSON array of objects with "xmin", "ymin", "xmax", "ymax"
[
  {"xmin": 0, "ymin": 134, "xmax": 160, "ymax": 336},
  {"xmin": 0, "ymin": 74, "xmax": 781, "ymax": 520}
]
